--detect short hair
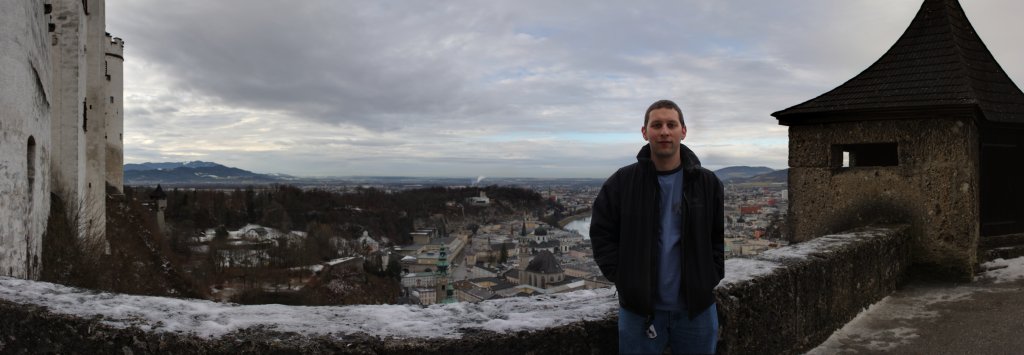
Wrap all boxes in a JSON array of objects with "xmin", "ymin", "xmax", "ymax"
[{"xmin": 644, "ymin": 99, "xmax": 685, "ymax": 127}]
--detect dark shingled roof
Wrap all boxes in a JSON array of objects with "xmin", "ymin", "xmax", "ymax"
[
  {"xmin": 525, "ymin": 251, "xmax": 562, "ymax": 274},
  {"xmin": 774, "ymin": 0, "xmax": 1024, "ymax": 124}
]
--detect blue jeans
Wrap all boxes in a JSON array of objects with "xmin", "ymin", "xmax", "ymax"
[{"xmin": 618, "ymin": 304, "xmax": 718, "ymax": 355}]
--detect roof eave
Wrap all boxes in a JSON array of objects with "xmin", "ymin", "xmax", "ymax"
[{"xmin": 775, "ymin": 104, "xmax": 981, "ymax": 126}]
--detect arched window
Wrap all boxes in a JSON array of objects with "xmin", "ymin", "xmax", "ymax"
[{"xmin": 27, "ymin": 136, "xmax": 36, "ymax": 195}]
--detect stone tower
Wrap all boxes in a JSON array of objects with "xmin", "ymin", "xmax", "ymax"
[
  {"xmin": 517, "ymin": 237, "xmax": 531, "ymax": 284},
  {"xmin": 48, "ymin": 0, "xmax": 89, "ymax": 212},
  {"xmin": 45, "ymin": 0, "xmax": 122, "ymax": 241},
  {"xmin": 150, "ymin": 184, "xmax": 167, "ymax": 234},
  {"xmin": 435, "ymin": 245, "xmax": 456, "ymax": 304},
  {"xmin": 773, "ymin": 0, "xmax": 1024, "ymax": 279},
  {"xmin": 83, "ymin": 0, "xmax": 108, "ymax": 240},
  {"xmin": 104, "ymin": 33, "xmax": 124, "ymax": 192}
]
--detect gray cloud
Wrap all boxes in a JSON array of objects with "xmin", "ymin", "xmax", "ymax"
[{"xmin": 106, "ymin": 0, "xmax": 1024, "ymax": 177}]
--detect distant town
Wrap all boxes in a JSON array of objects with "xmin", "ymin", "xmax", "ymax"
[{"xmin": 126, "ymin": 161, "xmax": 788, "ymax": 306}]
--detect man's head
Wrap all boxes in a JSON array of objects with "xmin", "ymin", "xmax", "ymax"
[
  {"xmin": 643, "ymin": 99, "xmax": 685, "ymax": 127},
  {"xmin": 641, "ymin": 99, "xmax": 687, "ymax": 166}
]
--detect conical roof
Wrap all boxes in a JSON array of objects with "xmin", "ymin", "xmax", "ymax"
[{"xmin": 774, "ymin": 0, "xmax": 1024, "ymax": 124}]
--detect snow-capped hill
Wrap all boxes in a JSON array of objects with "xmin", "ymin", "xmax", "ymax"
[{"xmin": 124, "ymin": 161, "xmax": 284, "ymax": 185}]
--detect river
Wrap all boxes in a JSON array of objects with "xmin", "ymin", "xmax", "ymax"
[{"xmin": 563, "ymin": 216, "xmax": 592, "ymax": 239}]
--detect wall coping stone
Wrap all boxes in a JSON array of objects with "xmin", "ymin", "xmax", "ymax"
[{"xmin": 0, "ymin": 225, "xmax": 911, "ymax": 354}]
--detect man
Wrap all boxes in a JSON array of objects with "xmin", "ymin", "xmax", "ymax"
[{"xmin": 590, "ymin": 99, "xmax": 724, "ymax": 354}]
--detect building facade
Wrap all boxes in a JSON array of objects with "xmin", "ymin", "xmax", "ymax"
[
  {"xmin": 0, "ymin": 0, "xmax": 53, "ymax": 279},
  {"xmin": 0, "ymin": 0, "xmax": 124, "ymax": 279}
]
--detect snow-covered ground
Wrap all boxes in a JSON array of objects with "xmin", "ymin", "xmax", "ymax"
[
  {"xmin": 809, "ymin": 256, "xmax": 1024, "ymax": 354},
  {"xmin": 0, "ymin": 277, "xmax": 617, "ymax": 339},
  {"xmin": 976, "ymin": 257, "xmax": 1024, "ymax": 283},
  {"xmin": 198, "ymin": 224, "xmax": 307, "ymax": 245}
]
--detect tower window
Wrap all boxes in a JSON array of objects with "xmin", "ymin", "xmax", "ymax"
[
  {"xmin": 832, "ymin": 143, "xmax": 898, "ymax": 168},
  {"xmin": 27, "ymin": 136, "xmax": 37, "ymax": 195}
]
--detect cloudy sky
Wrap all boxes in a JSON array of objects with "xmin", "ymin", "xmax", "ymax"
[{"xmin": 105, "ymin": 0, "xmax": 1024, "ymax": 178}]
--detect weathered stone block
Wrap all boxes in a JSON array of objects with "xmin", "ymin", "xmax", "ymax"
[{"xmin": 788, "ymin": 118, "xmax": 978, "ymax": 280}]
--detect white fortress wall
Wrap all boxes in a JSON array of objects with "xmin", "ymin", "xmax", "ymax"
[
  {"xmin": 104, "ymin": 34, "xmax": 124, "ymax": 192},
  {"xmin": 49, "ymin": 0, "xmax": 89, "ymax": 217},
  {"xmin": 83, "ymin": 0, "xmax": 107, "ymax": 239},
  {"xmin": 0, "ymin": 0, "xmax": 53, "ymax": 279}
]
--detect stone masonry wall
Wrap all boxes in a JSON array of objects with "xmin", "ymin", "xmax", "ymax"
[
  {"xmin": 0, "ymin": 226, "xmax": 910, "ymax": 354},
  {"xmin": 715, "ymin": 225, "xmax": 912, "ymax": 354},
  {"xmin": 83, "ymin": 0, "xmax": 108, "ymax": 240},
  {"xmin": 789, "ymin": 117, "xmax": 979, "ymax": 279},
  {"xmin": 0, "ymin": 0, "xmax": 52, "ymax": 279},
  {"xmin": 49, "ymin": 0, "xmax": 90, "ymax": 216}
]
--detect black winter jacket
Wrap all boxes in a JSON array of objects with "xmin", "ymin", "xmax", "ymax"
[{"xmin": 590, "ymin": 144, "xmax": 724, "ymax": 319}]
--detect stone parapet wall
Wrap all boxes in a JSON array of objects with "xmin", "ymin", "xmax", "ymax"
[
  {"xmin": 0, "ymin": 300, "xmax": 615, "ymax": 355},
  {"xmin": 0, "ymin": 226, "xmax": 910, "ymax": 354},
  {"xmin": 716, "ymin": 225, "xmax": 912, "ymax": 354}
]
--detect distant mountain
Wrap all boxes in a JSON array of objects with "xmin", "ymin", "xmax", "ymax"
[
  {"xmin": 123, "ymin": 161, "xmax": 222, "ymax": 171},
  {"xmin": 739, "ymin": 169, "xmax": 788, "ymax": 184},
  {"xmin": 713, "ymin": 166, "xmax": 776, "ymax": 182},
  {"xmin": 124, "ymin": 161, "xmax": 286, "ymax": 185},
  {"xmin": 711, "ymin": 166, "xmax": 788, "ymax": 184}
]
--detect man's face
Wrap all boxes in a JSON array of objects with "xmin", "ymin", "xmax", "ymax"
[{"xmin": 642, "ymin": 108, "xmax": 687, "ymax": 160}]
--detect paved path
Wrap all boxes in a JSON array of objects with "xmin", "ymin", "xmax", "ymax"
[{"xmin": 809, "ymin": 278, "xmax": 1024, "ymax": 354}]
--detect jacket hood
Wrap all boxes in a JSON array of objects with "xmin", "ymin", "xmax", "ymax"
[{"xmin": 636, "ymin": 143, "xmax": 702, "ymax": 173}]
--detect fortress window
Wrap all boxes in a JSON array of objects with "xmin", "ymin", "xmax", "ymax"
[
  {"xmin": 82, "ymin": 100, "xmax": 87, "ymax": 132},
  {"xmin": 832, "ymin": 143, "xmax": 898, "ymax": 168},
  {"xmin": 27, "ymin": 136, "xmax": 37, "ymax": 195}
]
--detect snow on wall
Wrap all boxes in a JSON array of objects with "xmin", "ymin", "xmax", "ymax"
[
  {"xmin": 0, "ymin": 277, "xmax": 619, "ymax": 339},
  {"xmin": 1, "ymin": 0, "xmax": 52, "ymax": 279},
  {"xmin": 0, "ymin": 226, "xmax": 904, "ymax": 341},
  {"xmin": 718, "ymin": 226, "xmax": 902, "ymax": 287}
]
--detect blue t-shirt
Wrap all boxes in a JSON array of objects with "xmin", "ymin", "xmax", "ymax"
[{"xmin": 654, "ymin": 166, "xmax": 684, "ymax": 310}]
